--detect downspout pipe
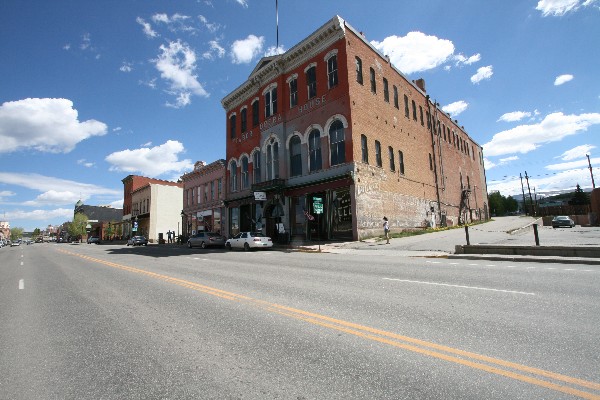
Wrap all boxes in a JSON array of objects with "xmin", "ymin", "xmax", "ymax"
[{"xmin": 426, "ymin": 95, "xmax": 442, "ymax": 226}]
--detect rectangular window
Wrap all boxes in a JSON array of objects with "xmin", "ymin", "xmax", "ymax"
[
  {"xmin": 355, "ymin": 57, "xmax": 363, "ymax": 84},
  {"xmin": 290, "ymin": 137, "xmax": 302, "ymax": 177},
  {"xmin": 383, "ymin": 78, "xmax": 389, "ymax": 102},
  {"xmin": 289, "ymin": 78, "xmax": 298, "ymax": 107},
  {"xmin": 412, "ymin": 100, "xmax": 417, "ymax": 120},
  {"xmin": 389, "ymin": 146, "xmax": 395, "ymax": 171},
  {"xmin": 204, "ymin": 183, "xmax": 209, "ymax": 201},
  {"xmin": 404, "ymin": 95, "xmax": 409, "ymax": 118},
  {"xmin": 308, "ymin": 130, "xmax": 322, "ymax": 172},
  {"xmin": 241, "ymin": 108, "xmax": 247, "ymax": 132},
  {"xmin": 252, "ymin": 100, "xmax": 259, "ymax": 127},
  {"xmin": 218, "ymin": 178, "xmax": 222, "ymax": 197},
  {"xmin": 229, "ymin": 114, "xmax": 236, "ymax": 139},
  {"xmin": 361, "ymin": 134, "xmax": 369, "ymax": 163},
  {"xmin": 398, "ymin": 150, "xmax": 405, "ymax": 175},
  {"xmin": 253, "ymin": 151, "xmax": 261, "ymax": 184},
  {"xmin": 419, "ymin": 106, "xmax": 424, "ymax": 125},
  {"xmin": 393, "ymin": 85, "xmax": 399, "ymax": 109},
  {"xmin": 429, "ymin": 153, "xmax": 433, "ymax": 171},
  {"xmin": 211, "ymin": 181, "xmax": 215, "ymax": 200},
  {"xmin": 306, "ymin": 66, "xmax": 317, "ymax": 99},
  {"xmin": 327, "ymin": 55, "xmax": 338, "ymax": 88},
  {"xmin": 265, "ymin": 87, "xmax": 277, "ymax": 117},
  {"xmin": 370, "ymin": 68, "xmax": 376, "ymax": 93},
  {"xmin": 375, "ymin": 140, "xmax": 382, "ymax": 167}
]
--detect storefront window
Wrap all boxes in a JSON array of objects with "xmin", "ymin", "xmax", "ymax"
[{"xmin": 230, "ymin": 208, "xmax": 239, "ymax": 237}]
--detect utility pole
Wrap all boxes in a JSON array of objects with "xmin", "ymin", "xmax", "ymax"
[
  {"xmin": 525, "ymin": 171, "xmax": 535, "ymax": 217},
  {"xmin": 519, "ymin": 173, "xmax": 527, "ymax": 215},
  {"xmin": 586, "ymin": 154, "xmax": 596, "ymax": 189}
]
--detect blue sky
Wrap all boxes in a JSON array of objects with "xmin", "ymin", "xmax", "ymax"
[{"xmin": 1, "ymin": 0, "xmax": 599, "ymax": 232}]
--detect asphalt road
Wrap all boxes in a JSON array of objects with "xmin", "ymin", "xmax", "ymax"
[{"xmin": 1, "ymin": 241, "xmax": 599, "ymax": 399}]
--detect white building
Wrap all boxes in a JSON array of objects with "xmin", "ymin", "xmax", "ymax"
[{"xmin": 131, "ymin": 182, "xmax": 183, "ymax": 243}]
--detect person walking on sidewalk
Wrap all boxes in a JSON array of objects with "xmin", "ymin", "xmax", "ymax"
[{"xmin": 383, "ymin": 217, "xmax": 390, "ymax": 244}]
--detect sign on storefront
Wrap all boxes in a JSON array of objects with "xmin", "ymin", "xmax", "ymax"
[
  {"xmin": 313, "ymin": 196, "xmax": 323, "ymax": 214},
  {"xmin": 254, "ymin": 191, "xmax": 267, "ymax": 201}
]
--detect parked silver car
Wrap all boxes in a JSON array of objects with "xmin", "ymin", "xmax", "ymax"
[
  {"xmin": 551, "ymin": 216, "xmax": 575, "ymax": 228},
  {"xmin": 187, "ymin": 232, "xmax": 226, "ymax": 249},
  {"xmin": 127, "ymin": 235, "xmax": 148, "ymax": 246}
]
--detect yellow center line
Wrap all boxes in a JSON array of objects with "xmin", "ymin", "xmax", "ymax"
[{"xmin": 59, "ymin": 249, "xmax": 600, "ymax": 399}]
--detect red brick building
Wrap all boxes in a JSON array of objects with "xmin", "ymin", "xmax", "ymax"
[
  {"xmin": 221, "ymin": 16, "xmax": 488, "ymax": 242},
  {"xmin": 180, "ymin": 160, "xmax": 226, "ymax": 237}
]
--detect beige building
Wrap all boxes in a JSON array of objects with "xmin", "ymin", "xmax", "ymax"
[{"xmin": 131, "ymin": 182, "xmax": 183, "ymax": 243}]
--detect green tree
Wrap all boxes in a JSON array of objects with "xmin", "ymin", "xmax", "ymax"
[
  {"xmin": 10, "ymin": 227, "xmax": 24, "ymax": 241},
  {"xmin": 488, "ymin": 191, "xmax": 505, "ymax": 216},
  {"xmin": 69, "ymin": 213, "xmax": 88, "ymax": 242},
  {"xmin": 505, "ymin": 195, "xmax": 519, "ymax": 213},
  {"xmin": 568, "ymin": 184, "xmax": 590, "ymax": 205}
]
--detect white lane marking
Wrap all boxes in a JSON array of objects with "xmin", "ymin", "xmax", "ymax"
[
  {"xmin": 563, "ymin": 269, "xmax": 576, "ymax": 271},
  {"xmin": 426, "ymin": 261, "xmax": 441, "ymax": 264},
  {"xmin": 486, "ymin": 264, "xmax": 496, "ymax": 267},
  {"xmin": 506, "ymin": 266, "xmax": 517, "ymax": 268},
  {"xmin": 383, "ymin": 278, "xmax": 535, "ymax": 295},
  {"xmin": 582, "ymin": 270, "xmax": 593, "ymax": 272},
  {"xmin": 19, "ymin": 279, "xmax": 24, "ymax": 290},
  {"xmin": 546, "ymin": 268, "xmax": 556, "ymax": 270},
  {"xmin": 468, "ymin": 264, "xmax": 479, "ymax": 266},
  {"xmin": 20, "ymin": 261, "xmax": 24, "ymax": 266},
  {"xmin": 449, "ymin": 263, "xmax": 459, "ymax": 265}
]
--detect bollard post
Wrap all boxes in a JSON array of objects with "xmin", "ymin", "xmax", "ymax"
[
  {"xmin": 464, "ymin": 225, "xmax": 470, "ymax": 246},
  {"xmin": 533, "ymin": 223, "xmax": 540, "ymax": 246}
]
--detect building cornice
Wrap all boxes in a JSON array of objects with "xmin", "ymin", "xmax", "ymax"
[{"xmin": 221, "ymin": 16, "xmax": 346, "ymax": 111}]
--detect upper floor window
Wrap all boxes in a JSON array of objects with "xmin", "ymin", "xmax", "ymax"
[
  {"xmin": 210, "ymin": 181, "xmax": 215, "ymax": 200},
  {"xmin": 389, "ymin": 146, "xmax": 395, "ymax": 171},
  {"xmin": 412, "ymin": 100, "xmax": 417, "ymax": 121},
  {"xmin": 330, "ymin": 120, "xmax": 346, "ymax": 166},
  {"xmin": 355, "ymin": 57, "xmax": 363, "ymax": 84},
  {"xmin": 361, "ymin": 134, "xmax": 369, "ymax": 164},
  {"xmin": 404, "ymin": 95, "xmax": 409, "ymax": 118},
  {"xmin": 241, "ymin": 108, "xmax": 247, "ymax": 132},
  {"xmin": 327, "ymin": 55, "xmax": 338, "ymax": 89},
  {"xmin": 398, "ymin": 150, "xmax": 405, "ymax": 175},
  {"xmin": 252, "ymin": 99, "xmax": 259, "ymax": 127},
  {"xmin": 264, "ymin": 85, "xmax": 277, "ymax": 118},
  {"xmin": 429, "ymin": 153, "xmax": 434, "ymax": 171},
  {"xmin": 375, "ymin": 140, "xmax": 382, "ymax": 167},
  {"xmin": 266, "ymin": 141, "xmax": 279, "ymax": 180},
  {"xmin": 419, "ymin": 106, "xmax": 424, "ymax": 125},
  {"xmin": 393, "ymin": 85, "xmax": 399, "ymax": 109},
  {"xmin": 229, "ymin": 114, "xmax": 236, "ymax": 139},
  {"xmin": 308, "ymin": 129, "xmax": 322, "ymax": 172},
  {"xmin": 204, "ymin": 183, "xmax": 208, "ymax": 202},
  {"xmin": 253, "ymin": 151, "xmax": 261, "ymax": 184},
  {"xmin": 383, "ymin": 78, "xmax": 389, "ymax": 102},
  {"xmin": 240, "ymin": 156, "xmax": 249, "ymax": 190},
  {"xmin": 370, "ymin": 68, "xmax": 376, "ymax": 93},
  {"xmin": 230, "ymin": 161, "xmax": 238, "ymax": 192},
  {"xmin": 306, "ymin": 65, "xmax": 317, "ymax": 99},
  {"xmin": 289, "ymin": 135, "xmax": 302, "ymax": 177},
  {"xmin": 288, "ymin": 77, "xmax": 298, "ymax": 107}
]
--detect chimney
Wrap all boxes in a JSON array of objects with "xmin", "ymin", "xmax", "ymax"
[{"xmin": 415, "ymin": 78, "xmax": 426, "ymax": 93}]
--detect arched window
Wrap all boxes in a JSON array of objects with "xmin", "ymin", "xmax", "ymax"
[
  {"xmin": 308, "ymin": 129, "xmax": 322, "ymax": 172},
  {"xmin": 230, "ymin": 161, "xmax": 238, "ymax": 192},
  {"xmin": 240, "ymin": 156, "xmax": 249, "ymax": 189},
  {"xmin": 330, "ymin": 120, "xmax": 345, "ymax": 166},
  {"xmin": 289, "ymin": 135, "xmax": 302, "ymax": 177}
]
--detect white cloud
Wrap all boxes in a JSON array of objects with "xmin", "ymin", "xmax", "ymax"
[
  {"xmin": 486, "ymin": 168, "xmax": 593, "ymax": 197},
  {"xmin": 120, "ymin": 62, "xmax": 133, "ymax": 72},
  {"xmin": 105, "ymin": 140, "xmax": 194, "ymax": 177},
  {"xmin": 453, "ymin": 53, "xmax": 481, "ymax": 66},
  {"xmin": 235, "ymin": 0, "xmax": 248, "ymax": 7},
  {"xmin": 0, "ymin": 98, "xmax": 107, "ymax": 154},
  {"xmin": 0, "ymin": 190, "xmax": 16, "ymax": 201},
  {"xmin": 558, "ymin": 144, "xmax": 596, "ymax": 160},
  {"xmin": 198, "ymin": 15, "xmax": 220, "ymax": 33},
  {"xmin": 152, "ymin": 13, "xmax": 196, "ymax": 34},
  {"xmin": 483, "ymin": 158, "xmax": 497, "ymax": 169},
  {"xmin": 483, "ymin": 111, "xmax": 600, "ymax": 157},
  {"xmin": 371, "ymin": 32, "xmax": 455, "ymax": 75},
  {"xmin": 536, "ymin": 0, "xmax": 593, "ymax": 16},
  {"xmin": 77, "ymin": 159, "xmax": 95, "ymax": 168},
  {"xmin": 546, "ymin": 157, "xmax": 599, "ymax": 171},
  {"xmin": 5, "ymin": 208, "xmax": 74, "ymax": 222},
  {"xmin": 203, "ymin": 40, "xmax": 225, "ymax": 60},
  {"xmin": 554, "ymin": 74, "xmax": 574, "ymax": 85},
  {"xmin": 497, "ymin": 111, "xmax": 532, "ymax": 122},
  {"xmin": 441, "ymin": 101, "xmax": 468, "ymax": 117},
  {"xmin": 484, "ymin": 156, "xmax": 518, "ymax": 170},
  {"xmin": 264, "ymin": 45, "xmax": 286, "ymax": 57},
  {"xmin": 0, "ymin": 172, "xmax": 121, "ymax": 206},
  {"xmin": 471, "ymin": 65, "xmax": 493, "ymax": 84},
  {"xmin": 230, "ymin": 35, "xmax": 265, "ymax": 64},
  {"xmin": 153, "ymin": 40, "xmax": 209, "ymax": 108},
  {"xmin": 136, "ymin": 17, "xmax": 158, "ymax": 38}
]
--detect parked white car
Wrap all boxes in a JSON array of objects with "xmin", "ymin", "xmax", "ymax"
[{"xmin": 225, "ymin": 232, "xmax": 273, "ymax": 251}]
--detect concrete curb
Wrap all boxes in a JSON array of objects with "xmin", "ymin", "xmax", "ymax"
[{"xmin": 448, "ymin": 254, "xmax": 600, "ymax": 265}]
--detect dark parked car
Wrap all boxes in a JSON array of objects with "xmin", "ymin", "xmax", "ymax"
[
  {"xmin": 187, "ymin": 232, "xmax": 226, "ymax": 249},
  {"xmin": 551, "ymin": 216, "xmax": 575, "ymax": 228},
  {"xmin": 87, "ymin": 236, "xmax": 101, "ymax": 244},
  {"xmin": 127, "ymin": 235, "xmax": 148, "ymax": 246}
]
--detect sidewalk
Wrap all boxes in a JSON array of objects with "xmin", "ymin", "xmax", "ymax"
[{"xmin": 295, "ymin": 216, "xmax": 600, "ymax": 265}]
